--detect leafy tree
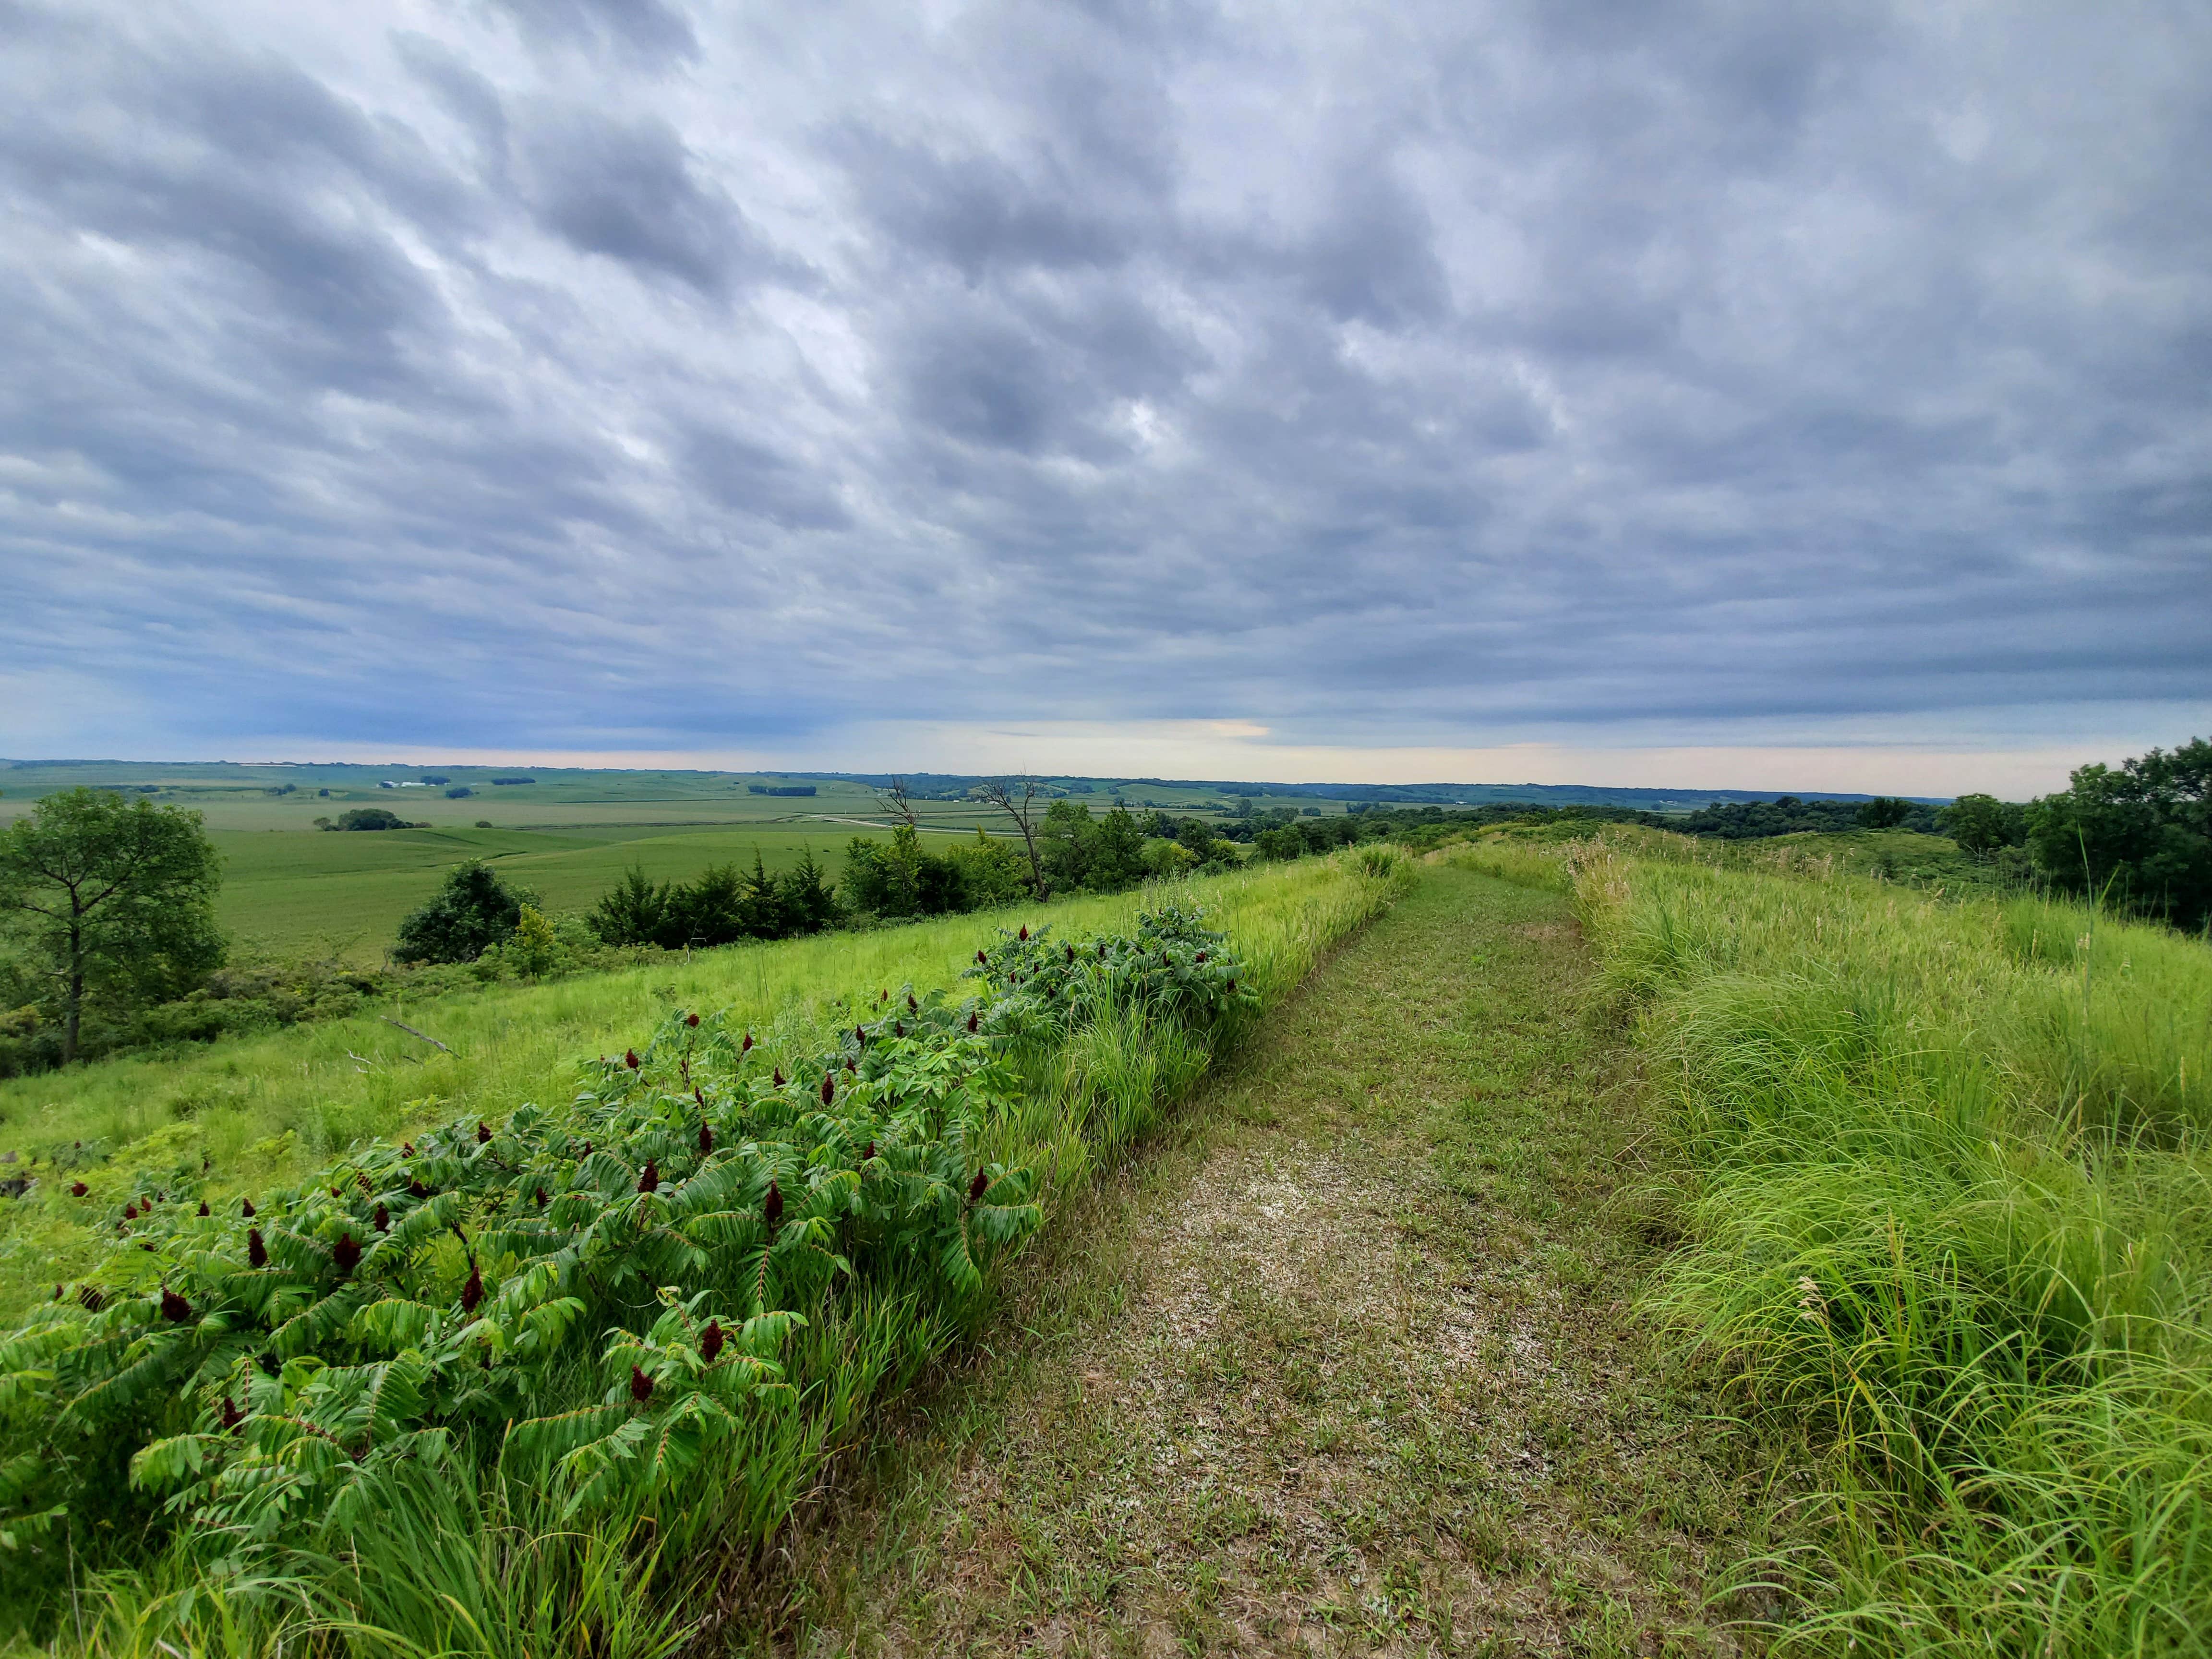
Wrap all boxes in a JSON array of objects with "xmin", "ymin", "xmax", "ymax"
[
  {"xmin": 0, "ymin": 788, "xmax": 224, "ymax": 1063},
  {"xmin": 2026, "ymin": 738, "xmax": 2212, "ymax": 929},
  {"xmin": 1857, "ymin": 796, "xmax": 1913, "ymax": 829},
  {"xmin": 505, "ymin": 903, "xmax": 562, "ymax": 978},
  {"xmin": 1937, "ymin": 793, "xmax": 2026, "ymax": 857},
  {"xmin": 1090, "ymin": 805, "xmax": 1147, "ymax": 890},
  {"xmin": 1038, "ymin": 800, "xmax": 1096, "ymax": 893},
  {"xmin": 333, "ymin": 807, "xmax": 414, "ymax": 831},
  {"xmin": 393, "ymin": 861, "xmax": 524, "ymax": 963}
]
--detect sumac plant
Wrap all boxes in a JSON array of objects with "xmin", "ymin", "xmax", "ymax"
[{"xmin": 0, "ymin": 907, "xmax": 1255, "ymax": 1583}]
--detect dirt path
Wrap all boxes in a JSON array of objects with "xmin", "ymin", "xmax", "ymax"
[{"xmin": 766, "ymin": 862, "xmax": 1762, "ymax": 1656}]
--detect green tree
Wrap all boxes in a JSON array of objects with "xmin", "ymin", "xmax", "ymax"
[
  {"xmin": 776, "ymin": 848, "xmax": 840, "ymax": 934},
  {"xmin": 589, "ymin": 867, "xmax": 672, "ymax": 946},
  {"xmin": 1937, "ymin": 793, "xmax": 2026, "ymax": 857},
  {"xmin": 505, "ymin": 903, "xmax": 562, "ymax": 978},
  {"xmin": 1090, "ymin": 805, "xmax": 1147, "ymax": 890},
  {"xmin": 393, "ymin": 861, "xmax": 524, "ymax": 963},
  {"xmin": 2026, "ymin": 738, "xmax": 2212, "ymax": 929},
  {"xmin": 0, "ymin": 788, "xmax": 224, "ymax": 1063},
  {"xmin": 1038, "ymin": 799, "xmax": 1096, "ymax": 892},
  {"xmin": 1856, "ymin": 796, "xmax": 1912, "ymax": 829}
]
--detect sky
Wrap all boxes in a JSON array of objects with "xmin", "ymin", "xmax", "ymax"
[{"xmin": 2, "ymin": 0, "xmax": 2207, "ymax": 799}]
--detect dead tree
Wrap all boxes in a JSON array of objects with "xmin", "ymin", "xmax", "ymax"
[
  {"xmin": 978, "ymin": 776, "xmax": 1050, "ymax": 900},
  {"xmin": 877, "ymin": 776, "xmax": 918, "ymax": 829}
]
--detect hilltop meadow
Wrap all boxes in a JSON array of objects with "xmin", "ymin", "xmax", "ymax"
[{"xmin": 0, "ymin": 744, "xmax": 2205, "ymax": 1656}]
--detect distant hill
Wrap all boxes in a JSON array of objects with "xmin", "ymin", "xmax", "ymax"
[{"xmin": 0, "ymin": 759, "xmax": 1948, "ymax": 811}]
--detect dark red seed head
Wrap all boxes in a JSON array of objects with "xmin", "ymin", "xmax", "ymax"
[
  {"xmin": 772, "ymin": 1068, "xmax": 785, "ymax": 1087},
  {"xmin": 460, "ymin": 1260, "xmax": 483, "ymax": 1312},
  {"xmin": 685, "ymin": 1011, "xmax": 699, "ymax": 1028},
  {"xmin": 630, "ymin": 1364, "xmax": 653, "ymax": 1402},
  {"xmin": 821, "ymin": 1072, "xmax": 835, "ymax": 1105},
  {"xmin": 402, "ymin": 1142, "xmax": 414, "ymax": 1157},
  {"xmin": 241, "ymin": 1199, "xmax": 255, "ymax": 1217},
  {"xmin": 1019, "ymin": 925, "xmax": 1029, "ymax": 941},
  {"xmin": 698, "ymin": 1121, "xmax": 713, "ymax": 1154},
  {"xmin": 333, "ymin": 1232, "xmax": 361, "ymax": 1276},
  {"xmin": 221, "ymin": 1394, "xmax": 242, "ymax": 1432},
  {"xmin": 1226, "ymin": 978, "xmax": 1236, "ymax": 992},
  {"xmin": 331, "ymin": 1185, "xmax": 343, "ymax": 1199},
  {"xmin": 78, "ymin": 1284, "xmax": 105, "ymax": 1312},
  {"xmin": 1097, "ymin": 941, "xmax": 1106, "ymax": 959},
  {"xmin": 248, "ymin": 1228, "xmax": 267, "ymax": 1268},
  {"xmin": 198, "ymin": 1201, "xmax": 209, "ymax": 1217},
  {"xmin": 741, "ymin": 1031, "xmax": 754, "ymax": 1053},
  {"xmin": 1065, "ymin": 944, "xmax": 1075, "ymax": 962},
  {"xmin": 52, "ymin": 1284, "xmax": 61, "ymax": 1300},
  {"xmin": 975, "ymin": 949, "xmax": 987, "ymax": 964},
  {"xmin": 894, "ymin": 1021, "xmax": 903, "ymax": 1038},
  {"xmin": 161, "ymin": 1289, "xmax": 192, "ymax": 1323},
  {"xmin": 694, "ymin": 1085, "xmax": 705, "ymax": 1106},
  {"xmin": 143, "ymin": 1242, "xmax": 156, "ymax": 1253},
  {"xmin": 638, "ymin": 1159, "xmax": 660, "ymax": 1194},
  {"xmin": 967, "ymin": 1010, "xmax": 979, "ymax": 1033},
  {"xmin": 408, "ymin": 1178, "xmax": 429, "ymax": 1199},
  {"xmin": 625, "ymin": 1049, "xmax": 641, "ymax": 1070},
  {"xmin": 862, "ymin": 1140, "xmax": 876, "ymax": 1162},
  {"xmin": 477, "ymin": 1121, "xmax": 491, "ymax": 1143},
  {"xmin": 123, "ymin": 1202, "xmax": 137, "ymax": 1221},
  {"xmin": 534, "ymin": 1186, "xmax": 547, "ymax": 1207},
  {"xmin": 968, "ymin": 1170, "xmax": 989, "ymax": 1204},
  {"xmin": 373, "ymin": 1203, "xmax": 389, "ymax": 1232},
  {"xmin": 844, "ymin": 1057, "xmax": 856, "ymax": 1074},
  {"xmin": 764, "ymin": 1178, "xmax": 783, "ymax": 1229},
  {"xmin": 907, "ymin": 993, "xmax": 917, "ymax": 1013},
  {"xmin": 854, "ymin": 1024, "xmax": 866, "ymax": 1045},
  {"xmin": 1196, "ymin": 951, "xmax": 1207, "ymax": 963},
  {"xmin": 701, "ymin": 1319, "xmax": 725, "ymax": 1362},
  {"xmin": 71, "ymin": 1181, "xmax": 87, "ymax": 1198}
]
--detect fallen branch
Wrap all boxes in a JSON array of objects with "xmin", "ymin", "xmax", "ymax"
[{"xmin": 380, "ymin": 1016, "xmax": 453, "ymax": 1054}]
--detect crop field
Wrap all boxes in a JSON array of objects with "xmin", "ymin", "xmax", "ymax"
[{"xmin": 207, "ymin": 823, "xmax": 888, "ymax": 958}]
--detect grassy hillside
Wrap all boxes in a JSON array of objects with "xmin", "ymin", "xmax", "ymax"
[
  {"xmin": 0, "ymin": 858, "xmax": 1385, "ymax": 1322},
  {"xmin": 1455, "ymin": 826, "xmax": 2212, "ymax": 1653}
]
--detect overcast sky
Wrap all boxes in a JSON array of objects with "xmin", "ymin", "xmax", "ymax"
[{"xmin": 2, "ymin": 0, "xmax": 2206, "ymax": 795}]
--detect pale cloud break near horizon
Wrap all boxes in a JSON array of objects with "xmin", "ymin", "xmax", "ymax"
[{"xmin": 3, "ymin": 0, "xmax": 2208, "ymax": 797}]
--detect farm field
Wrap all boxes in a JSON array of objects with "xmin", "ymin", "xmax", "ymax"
[{"xmin": 208, "ymin": 821, "xmax": 890, "ymax": 958}]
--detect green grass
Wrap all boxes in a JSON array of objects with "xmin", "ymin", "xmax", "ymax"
[
  {"xmin": 19, "ymin": 851, "xmax": 1409, "ymax": 1658},
  {"xmin": 207, "ymin": 822, "xmax": 889, "ymax": 957},
  {"xmin": 0, "ymin": 857, "xmax": 1390, "ymax": 1326},
  {"xmin": 766, "ymin": 860, "xmax": 1763, "ymax": 1654},
  {"xmin": 1455, "ymin": 829, "xmax": 2212, "ymax": 1654}
]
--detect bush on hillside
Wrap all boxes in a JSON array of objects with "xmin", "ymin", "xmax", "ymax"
[
  {"xmin": 393, "ymin": 862, "xmax": 526, "ymax": 964},
  {"xmin": 589, "ymin": 852, "xmax": 838, "ymax": 949},
  {"xmin": 840, "ymin": 827, "xmax": 1028, "ymax": 920}
]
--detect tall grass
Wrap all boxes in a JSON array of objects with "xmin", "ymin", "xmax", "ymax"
[
  {"xmin": 25, "ymin": 851, "xmax": 1410, "ymax": 1657},
  {"xmin": 1455, "ymin": 833, "xmax": 2212, "ymax": 1655}
]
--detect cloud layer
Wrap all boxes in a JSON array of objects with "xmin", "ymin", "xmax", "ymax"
[{"xmin": 2, "ymin": 0, "xmax": 2207, "ymax": 781}]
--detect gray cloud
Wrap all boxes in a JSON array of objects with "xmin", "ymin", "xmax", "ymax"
[{"xmin": 0, "ymin": 0, "xmax": 2206, "ymax": 766}]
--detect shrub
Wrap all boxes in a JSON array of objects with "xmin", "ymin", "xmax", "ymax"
[{"xmin": 393, "ymin": 862, "xmax": 525, "ymax": 964}]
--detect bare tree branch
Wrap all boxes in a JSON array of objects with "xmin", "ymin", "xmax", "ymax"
[
  {"xmin": 876, "ymin": 776, "xmax": 918, "ymax": 829},
  {"xmin": 978, "ymin": 777, "xmax": 1050, "ymax": 901}
]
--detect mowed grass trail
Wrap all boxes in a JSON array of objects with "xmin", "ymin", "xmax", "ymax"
[{"xmin": 773, "ymin": 860, "xmax": 1762, "ymax": 1656}]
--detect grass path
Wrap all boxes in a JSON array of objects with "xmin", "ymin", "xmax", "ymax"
[{"xmin": 753, "ymin": 862, "xmax": 1766, "ymax": 1656}]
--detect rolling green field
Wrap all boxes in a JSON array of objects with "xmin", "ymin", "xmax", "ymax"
[
  {"xmin": 4, "ymin": 762, "xmax": 1367, "ymax": 960},
  {"xmin": 209, "ymin": 823, "xmax": 886, "ymax": 957}
]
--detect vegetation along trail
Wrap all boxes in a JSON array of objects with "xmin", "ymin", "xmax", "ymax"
[{"xmin": 775, "ymin": 857, "xmax": 1763, "ymax": 1655}]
